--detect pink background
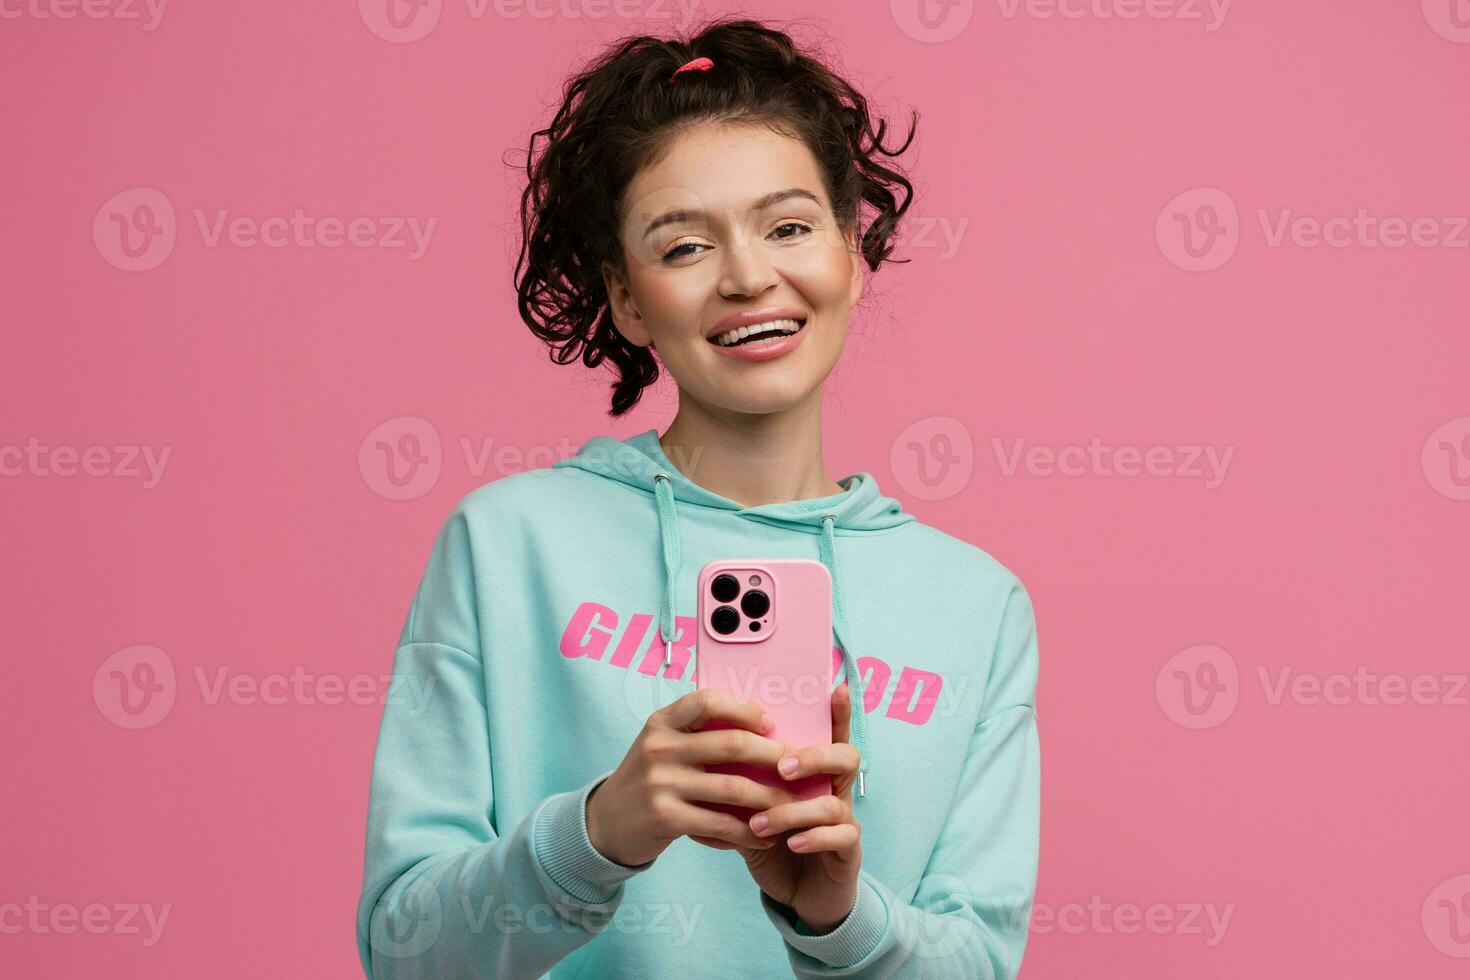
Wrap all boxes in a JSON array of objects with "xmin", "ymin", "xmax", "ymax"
[{"xmin": 3, "ymin": 1, "xmax": 1468, "ymax": 976}]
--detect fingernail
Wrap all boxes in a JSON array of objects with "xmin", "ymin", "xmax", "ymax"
[
  {"xmin": 750, "ymin": 814, "xmax": 769, "ymax": 833},
  {"xmin": 788, "ymin": 834, "xmax": 808, "ymax": 851},
  {"xmin": 778, "ymin": 756, "xmax": 798, "ymax": 776},
  {"xmin": 759, "ymin": 713, "xmax": 774, "ymax": 732}
]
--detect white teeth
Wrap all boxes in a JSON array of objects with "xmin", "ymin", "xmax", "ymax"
[{"xmin": 713, "ymin": 318, "xmax": 803, "ymax": 347}]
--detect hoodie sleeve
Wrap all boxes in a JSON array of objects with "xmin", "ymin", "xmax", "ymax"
[
  {"xmin": 355, "ymin": 504, "xmax": 652, "ymax": 980},
  {"xmin": 759, "ymin": 579, "xmax": 1041, "ymax": 978}
]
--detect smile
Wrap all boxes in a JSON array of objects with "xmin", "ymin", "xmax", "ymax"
[{"xmin": 710, "ymin": 317, "xmax": 806, "ymax": 348}]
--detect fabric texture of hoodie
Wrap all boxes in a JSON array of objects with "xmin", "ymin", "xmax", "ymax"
[{"xmin": 356, "ymin": 429, "xmax": 1041, "ymax": 979}]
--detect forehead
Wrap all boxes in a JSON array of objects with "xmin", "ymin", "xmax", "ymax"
[{"xmin": 621, "ymin": 121, "xmax": 828, "ymax": 230}]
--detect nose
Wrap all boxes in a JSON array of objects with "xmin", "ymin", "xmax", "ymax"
[{"xmin": 718, "ymin": 225, "xmax": 780, "ymax": 299}]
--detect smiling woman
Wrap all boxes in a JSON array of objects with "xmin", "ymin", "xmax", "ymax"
[
  {"xmin": 510, "ymin": 19, "xmax": 914, "ymax": 420},
  {"xmin": 357, "ymin": 15, "xmax": 1041, "ymax": 980}
]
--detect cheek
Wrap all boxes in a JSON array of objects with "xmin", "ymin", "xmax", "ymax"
[
  {"xmin": 624, "ymin": 267, "xmax": 708, "ymax": 347},
  {"xmin": 790, "ymin": 244, "xmax": 856, "ymax": 307}
]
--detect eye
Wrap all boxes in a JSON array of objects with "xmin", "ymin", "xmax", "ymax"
[
  {"xmin": 771, "ymin": 221, "xmax": 813, "ymax": 241},
  {"xmin": 658, "ymin": 222, "xmax": 814, "ymax": 264},
  {"xmin": 660, "ymin": 239, "xmax": 707, "ymax": 263}
]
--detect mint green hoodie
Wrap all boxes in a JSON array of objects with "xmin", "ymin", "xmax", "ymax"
[{"xmin": 356, "ymin": 429, "xmax": 1040, "ymax": 979}]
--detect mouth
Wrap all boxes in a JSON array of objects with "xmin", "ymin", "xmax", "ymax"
[{"xmin": 708, "ymin": 317, "xmax": 807, "ymax": 349}]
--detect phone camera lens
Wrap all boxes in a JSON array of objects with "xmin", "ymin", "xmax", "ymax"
[
  {"xmin": 711, "ymin": 574, "xmax": 740, "ymax": 603},
  {"xmin": 740, "ymin": 589, "xmax": 770, "ymax": 619},
  {"xmin": 711, "ymin": 605, "xmax": 740, "ymax": 635}
]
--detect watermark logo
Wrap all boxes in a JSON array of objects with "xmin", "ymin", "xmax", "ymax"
[
  {"xmin": 369, "ymin": 884, "xmax": 443, "ymax": 959},
  {"xmin": 360, "ymin": 416, "xmax": 443, "ymax": 501},
  {"xmin": 1161, "ymin": 188, "xmax": 1469, "ymax": 270},
  {"xmin": 996, "ymin": 0, "xmax": 1230, "ymax": 30},
  {"xmin": 890, "ymin": 0, "xmax": 975, "ymax": 44},
  {"xmin": 1258, "ymin": 666, "xmax": 1468, "ymax": 707},
  {"xmin": 0, "ymin": 897, "xmax": 171, "ymax": 946},
  {"xmin": 92, "ymin": 645, "xmax": 437, "ymax": 728},
  {"xmin": 1422, "ymin": 416, "xmax": 1470, "ymax": 501},
  {"xmin": 360, "ymin": 0, "xmax": 443, "ymax": 42},
  {"xmin": 359, "ymin": 0, "xmax": 695, "ymax": 42},
  {"xmin": 891, "ymin": 416, "xmax": 974, "ymax": 501},
  {"xmin": 1157, "ymin": 187, "xmax": 1239, "ymax": 272},
  {"xmin": 0, "ymin": 439, "xmax": 171, "ymax": 487},
  {"xmin": 0, "ymin": 0, "xmax": 168, "ymax": 30},
  {"xmin": 1423, "ymin": 874, "xmax": 1470, "ymax": 957},
  {"xmin": 94, "ymin": 190, "xmax": 437, "ymax": 269},
  {"xmin": 1422, "ymin": 0, "xmax": 1470, "ymax": 43},
  {"xmin": 1155, "ymin": 644, "xmax": 1238, "ymax": 729},
  {"xmin": 992, "ymin": 437, "xmax": 1234, "ymax": 489},
  {"xmin": 93, "ymin": 645, "xmax": 177, "ymax": 730},
  {"xmin": 1258, "ymin": 209, "xmax": 1469, "ymax": 250},
  {"xmin": 94, "ymin": 187, "xmax": 177, "ymax": 272},
  {"xmin": 1031, "ymin": 895, "xmax": 1234, "ymax": 946}
]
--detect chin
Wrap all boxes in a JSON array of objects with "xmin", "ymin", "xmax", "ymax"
[{"xmin": 708, "ymin": 381, "xmax": 821, "ymax": 416}]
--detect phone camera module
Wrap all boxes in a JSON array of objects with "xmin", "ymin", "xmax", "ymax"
[
  {"xmin": 711, "ymin": 605, "xmax": 741, "ymax": 635},
  {"xmin": 711, "ymin": 574, "xmax": 740, "ymax": 603},
  {"xmin": 740, "ymin": 589, "xmax": 770, "ymax": 619}
]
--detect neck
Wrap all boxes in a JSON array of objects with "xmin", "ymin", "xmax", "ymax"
[{"xmin": 657, "ymin": 390, "xmax": 846, "ymax": 508}]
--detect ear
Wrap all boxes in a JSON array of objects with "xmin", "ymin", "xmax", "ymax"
[
  {"xmin": 845, "ymin": 225, "xmax": 864, "ymax": 309},
  {"xmin": 602, "ymin": 259, "xmax": 653, "ymax": 348}
]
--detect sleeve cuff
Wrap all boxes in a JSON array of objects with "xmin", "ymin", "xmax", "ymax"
[
  {"xmin": 531, "ymin": 774, "xmax": 652, "ymax": 904},
  {"xmin": 760, "ymin": 874, "xmax": 889, "ymax": 968}
]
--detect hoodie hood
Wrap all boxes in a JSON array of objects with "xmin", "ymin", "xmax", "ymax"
[{"xmin": 553, "ymin": 429, "xmax": 915, "ymax": 797}]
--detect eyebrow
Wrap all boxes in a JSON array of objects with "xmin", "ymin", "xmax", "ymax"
[{"xmin": 640, "ymin": 188, "xmax": 823, "ymax": 240}]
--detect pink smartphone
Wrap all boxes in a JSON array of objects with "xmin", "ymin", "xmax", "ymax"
[{"xmin": 694, "ymin": 558, "xmax": 834, "ymax": 822}]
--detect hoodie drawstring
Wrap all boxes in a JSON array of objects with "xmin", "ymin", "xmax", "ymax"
[
  {"xmin": 820, "ymin": 514, "xmax": 869, "ymax": 799},
  {"xmin": 650, "ymin": 473, "xmax": 869, "ymax": 799},
  {"xmin": 655, "ymin": 473, "xmax": 682, "ymax": 675},
  {"xmin": 653, "ymin": 473, "xmax": 682, "ymax": 670}
]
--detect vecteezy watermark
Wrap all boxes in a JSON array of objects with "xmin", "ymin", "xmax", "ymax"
[
  {"xmin": 0, "ymin": 0, "xmax": 168, "ymax": 30},
  {"xmin": 889, "ymin": 417, "xmax": 1233, "ymax": 501},
  {"xmin": 0, "ymin": 439, "xmax": 171, "ymax": 488},
  {"xmin": 1031, "ymin": 896, "xmax": 1235, "ymax": 947},
  {"xmin": 890, "ymin": 416, "xmax": 975, "ymax": 502},
  {"xmin": 1156, "ymin": 187, "xmax": 1239, "ymax": 272},
  {"xmin": 1422, "ymin": 416, "xmax": 1470, "ymax": 501},
  {"xmin": 1423, "ymin": 874, "xmax": 1470, "ymax": 958},
  {"xmin": 357, "ymin": 416, "xmax": 708, "ymax": 501},
  {"xmin": 1158, "ymin": 187, "xmax": 1470, "ymax": 271},
  {"xmin": 1156, "ymin": 644, "xmax": 1239, "ymax": 729},
  {"xmin": 1422, "ymin": 0, "xmax": 1470, "ymax": 43},
  {"xmin": 993, "ymin": 0, "xmax": 1230, "ymax": 30},
  {"xmin": 460, "ymin": 894, "xmax": 703, "ymax": 943},
  {"xmin": 92, "ymin": 645, "xmax": 438, "ymax": 729},
  {"xmin": 357, "ymin": 0, "xmax": 700, "ymax": 43},
  {"xmin": 1257, "ymin": 666, "xmax": 1469, "ymax": 708},
  {"xmin": 368, "ymin": 887, "xmax": 704, "ymax": 960},
  {"xmin": 360, "ymin": 416, "xmax": 443, "ymax": 501},
  {"xmin": 93, "ymin": 188, "xmax": 438, "ymax": 272},
  {"xmin": 992, "ymin": 437, "xmax": 1235, "ymax": 489},
  {"xmin": 890, "ymin": 0, "xmax": 1229, "ymax": 42},
  {"xmin": 1257, "ymin": 209, "xmax": 1470, "ymax": 250},
  {"xmin": 1157, "ymin": 645, "xmax": 1470, "ymax": 729},
  {"xmin": 896, "ymin": 213, "xmax": 970, "ymax": 261},
  {"xmin": 0, "ymin": 897, "xmax": 171, "ymax": 947}
]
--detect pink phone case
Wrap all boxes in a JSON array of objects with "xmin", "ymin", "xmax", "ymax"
[{"xmin": 695, "ymin": 558, "xmax": 834, "ymax": 822}]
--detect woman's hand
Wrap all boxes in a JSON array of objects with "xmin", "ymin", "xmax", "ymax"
[
  {"xmin": 719, "ymin": 684, "xmax": 864, "ymax": 934},
  {"xmin": 585, "ymin": 687, "xmax": 803, "ymax": 867}
]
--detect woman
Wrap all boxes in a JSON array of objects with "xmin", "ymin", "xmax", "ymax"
[{"xmin": 356, "ymin": 17, "xmax": 1040, "ymax": 980}]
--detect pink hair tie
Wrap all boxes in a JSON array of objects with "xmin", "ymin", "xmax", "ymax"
[{"xmin": 668, "ymin": 56, "xmax": 714, "ymax": 83}]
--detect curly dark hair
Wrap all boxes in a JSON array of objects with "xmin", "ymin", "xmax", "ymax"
[{"xmin": 513, "ymin": 16, "xmax": 917, "ymax": 417}]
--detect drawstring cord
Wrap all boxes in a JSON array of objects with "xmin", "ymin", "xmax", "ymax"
[
  {"xmin": 651, "ymin": 473, "xmax": 868, "ymax": 798},
  {"xmin": 654, "ymin": 473, "xmax": 681, "ymax": 670},
  {"xmin": 820, "ymin": 514, "xmax": 869, "ymax": 799}
]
